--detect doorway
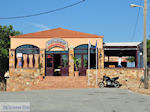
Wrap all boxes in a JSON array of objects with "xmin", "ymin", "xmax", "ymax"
[
  {"xmin": 90, "ymin": 53, "xmax": 96, "ymax": 69},
  {"xmin": 54, "ymin": 54, "xmax": 61, "ymax": 76},
  {"xmin": 46, "ymin": 52, "xmax": 69, "ymax": 76}
]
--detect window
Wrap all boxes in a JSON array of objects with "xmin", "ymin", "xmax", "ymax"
[
  {"xmin": 47, "ymin": 58, "xmax": 52, "ymax": 67},
  {"xmin": 15, "ymin": 45, "xmax": 40, "ymax": 68},
  {"xmin": 16, "ymin": 45, "xmax": 39, "ymax": 54},
  {"xmin": 74, "ymin": 44, "xmax": 97, "ymax": 69},
  {"xmin": 62, "ymin": 55, "xmax": 68, "ymax": 68}
]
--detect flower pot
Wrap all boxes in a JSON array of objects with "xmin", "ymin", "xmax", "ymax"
[
  {"xmin": 38, "ymin": 75, "xmax": 43, "ymax": 81},
  {"xmin": 74, "ymin": 71, "xmax": 79, "ymax": 76}
]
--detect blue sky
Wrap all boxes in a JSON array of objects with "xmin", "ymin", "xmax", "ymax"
[{"xmin": 0, "ymin": 0, "xmax": 150, "ymax": 42}]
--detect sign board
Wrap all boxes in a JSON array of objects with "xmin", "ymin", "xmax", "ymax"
[
  {"xmin": 17, "ymin": 53, "xmax": 23, "ymax": 58},
  {"xmin": 46, "ymin": 38, "xmax": 68, "ymax": 50}
]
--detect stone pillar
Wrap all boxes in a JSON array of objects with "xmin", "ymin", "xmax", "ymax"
[
  {"xmin": 98, "ymin": 48, "xmax": 104, "ymax": 79},
  {"xmin": 98, "ymin": 48, "xmax": 104, "ymax": 70},
  {"xmin": 98, "ymin": 48, "xmax": 101, "ymax": 70},
  {"xmin": 101, "ymin": 49, "xmax": 104, "ymax": 69},
  {"xmin": 9, "ymin": 49, "xmax": 15, "ymax": 76},
  {"xmin": 40, "ymin": 49, "xmax": 45, "ymax": 76},
  {"xmin": 69, "ymin": 48, "xmax": 74, "ymax": 77},
  {"xmin": 9, "ymin": 49, "xmax": 15, "ymax": 68}
]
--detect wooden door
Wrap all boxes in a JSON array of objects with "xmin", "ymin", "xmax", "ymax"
[
  {"xmin": 61, "ymin": 54, "xmax": 69, "ymax": 76},
  {"xmin": 46, "ymin": 54, "xmax": 54, "ymax": 76},
  {"xmin": 75, "ymin": 54, "xmax": 88, "ymax": 76},
  {"xmin": 75, "ymin": 54, "xmax": 82, "ymax": 76},
  {"xmin": 82, "ymin": 54, "xmax": 88, "ymax": 76}
]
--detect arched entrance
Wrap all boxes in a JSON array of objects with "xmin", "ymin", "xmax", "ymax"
[
  {"xmin": 45, "ymin": 38, "xmax": 69, "ymax": 76},
  {"xmin": 74, "ymin": 44, "xmax": 97, "ymax": 76}
]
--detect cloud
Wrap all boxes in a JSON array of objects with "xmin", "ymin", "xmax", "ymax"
[{"xmin": 33, "ymin": 24, "xmax": 50, "ymax": 31}]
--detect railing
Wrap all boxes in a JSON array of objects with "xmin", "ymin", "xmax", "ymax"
[{"xmin": 16, "ymin": 54, "xmax": 40, "ymax": 69}]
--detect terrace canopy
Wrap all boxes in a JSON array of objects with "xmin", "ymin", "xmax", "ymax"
[{"xmin": 104, "ymin": 42, "xmax": 143, "ymax": 68}]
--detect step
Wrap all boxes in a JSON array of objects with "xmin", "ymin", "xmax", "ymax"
[{"xmin": 31, "ymin": 76, "xmax": 87, "ymax": 90}]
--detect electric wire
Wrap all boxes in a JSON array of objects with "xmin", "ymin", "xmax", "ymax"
[
  {"xmin": 0, "ymin": 0, "xmax": 85, "ymax": 20},
  {"xmin": 131, "ymin": 0, "xmax": 142, "ymax": 41}
]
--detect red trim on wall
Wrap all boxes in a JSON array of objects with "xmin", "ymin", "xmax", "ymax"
[{"xmin": 48, "ymin": 43, "xmax": 66, "ymax": 49}]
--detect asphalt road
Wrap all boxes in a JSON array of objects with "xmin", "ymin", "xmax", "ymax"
[{"xmin": 0, "ymin": 88, "xmax": 150, "ymax": 112}]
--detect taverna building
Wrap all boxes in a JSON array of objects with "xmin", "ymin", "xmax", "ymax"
[
  {"xmin": 9, "ymin": 28, "xmax": 104, "ymax": 77},
  {"xmin": 7, "ymin": 28, "xmax": 145, "ymax": 91},
  {"xmin": 7, "ymin": 28, "xmax": 104, "ymax": 91}
]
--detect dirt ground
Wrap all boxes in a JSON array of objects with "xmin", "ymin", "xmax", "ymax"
[{"xmin": 121, "ymin": 79, "xmax": 150, "ymax": 95}]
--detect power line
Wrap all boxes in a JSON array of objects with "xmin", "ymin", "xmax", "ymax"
[
  {"xmin": 0, "ymin": 0, "xmax": 85, "ymax": 20},
  {"xmin": 131, "ymin": 0, "xmax": 142, "ymax": 41}
]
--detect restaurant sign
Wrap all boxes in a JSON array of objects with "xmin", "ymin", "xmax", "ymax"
[{"xmin": 46, "ymin": 38, "xmax": 68, "ymax": 50}]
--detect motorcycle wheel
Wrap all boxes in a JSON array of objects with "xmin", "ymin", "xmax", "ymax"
[
  {"xmin": 114, "ymin": 81, "xmax": 120, "ymax": 88},
  {"xmin": 98, "ymin": 82, "xmax": 104, "ymax": 88}
]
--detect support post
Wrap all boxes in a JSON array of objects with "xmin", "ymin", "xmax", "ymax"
[
  {"xmin": 143, "ymin": 0, "xmax": 148, "ymax": 89},
  {"xmin": 135, "ymin": 50, "xmax": 138, "ymax": 68}
]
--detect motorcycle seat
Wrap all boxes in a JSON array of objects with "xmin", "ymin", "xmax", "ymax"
[{"xmin": 110, "ymin": 77, "xmax": 119, "ymax": 81}]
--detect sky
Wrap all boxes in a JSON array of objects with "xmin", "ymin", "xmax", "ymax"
[{"xmin": 0, "ymin": 0, "xmax": 150, "ymax": 42}]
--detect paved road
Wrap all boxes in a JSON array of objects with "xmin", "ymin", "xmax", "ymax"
[{"xmin": 0, "ymin": 88, "xmax": 150, "ymax": 112}]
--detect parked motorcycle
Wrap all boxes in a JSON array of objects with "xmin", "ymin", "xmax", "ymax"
[{"xmin": 98, "ymin": 75, "xmax": 121, "ymax": 88}]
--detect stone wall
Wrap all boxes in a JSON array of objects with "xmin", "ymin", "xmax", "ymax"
[
  {"xmin": 7, "ymin": 67, "xmax": 88, "ymax": 91},
  {"xmin": 7, "ymin": 68, "xmax": 149, "ymax": 91},
  {"xmin": 9, "ymin": 68, "xmax": 40, "ymax": 77},
  {"xmin": 7, "ymin": 68, "xmax": 40, "ymax": 91},
  {"xmin": 87, "ymin": 68, "xmax": 144, "ymax": 87}
]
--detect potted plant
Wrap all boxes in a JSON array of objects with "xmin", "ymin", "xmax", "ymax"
[
  {"xmin": 72, "ymin": 56, "xmax": 80, "ymax": 76},
  {"xmin": 38, "ymin": 63, "xmax": 43, "ymax": 80}
]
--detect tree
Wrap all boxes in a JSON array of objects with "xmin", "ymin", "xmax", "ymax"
[
  {"xmin": 0, "ymin": 25, "xmax": 21, "ymax": 78},
  {"xmin": 147, "ymin": 39, "xmax": 150, "ymax": 49},
  {"xmin": 127, "ymin": 56, "xmax": 135, "ymax": 62}
]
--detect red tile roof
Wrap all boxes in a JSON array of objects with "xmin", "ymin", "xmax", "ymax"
[{"xmin": 10, "ymin": 27, "xmax": 103, "ymax": 38}]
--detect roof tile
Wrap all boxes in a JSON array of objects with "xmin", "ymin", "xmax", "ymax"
[{"xmin": 11, "ymin": 27, "xmax": 103, "ymax": 38}]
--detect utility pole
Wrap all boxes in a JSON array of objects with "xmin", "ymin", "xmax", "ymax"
[
  {"xmin": 143, "ymin": 0, "xmax": 148, "ymax": 89},
  {"xmin": 130, "ymin": 0, "xmax": 148, "ymax": 89}
]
